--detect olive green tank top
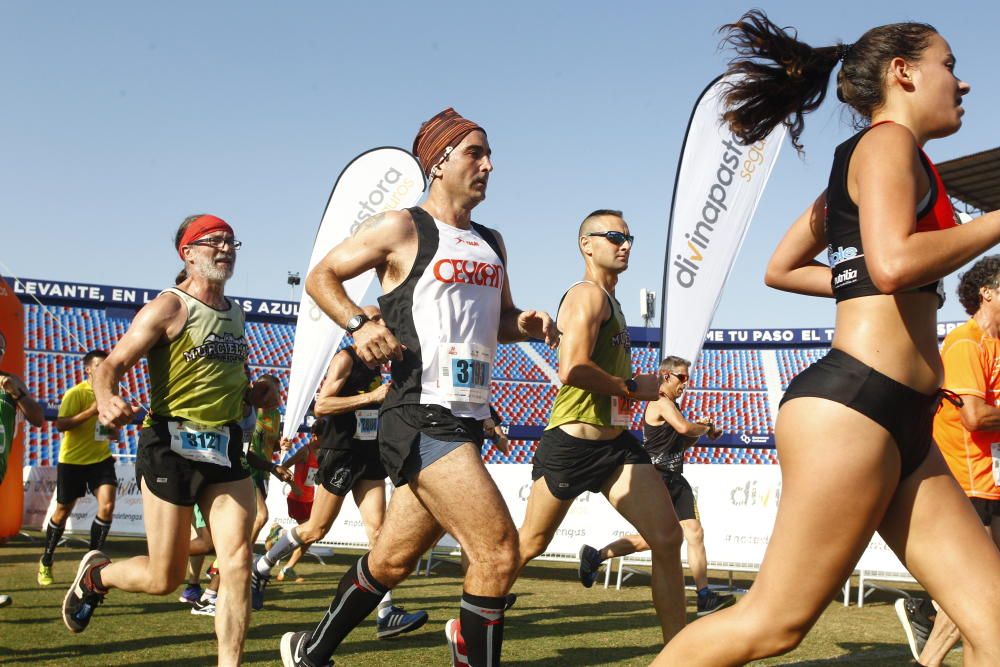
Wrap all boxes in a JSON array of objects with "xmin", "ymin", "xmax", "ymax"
[
  {"xmin": 144, "ymin": 287, "xmax": 249, "ymax": 428},
  {"xmin": 546, "ymin": 282, "xmax": 633, "ymax": 430}
]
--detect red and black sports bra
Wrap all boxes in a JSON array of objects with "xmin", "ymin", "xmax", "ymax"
[{"xmin": 825, "ymin": 121, "xmax": 958, "ymax": 307}]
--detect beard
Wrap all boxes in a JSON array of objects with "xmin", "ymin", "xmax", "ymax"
[{"xmin": 192, "ymin": 254, "xmax": 233, "ymax": 283}]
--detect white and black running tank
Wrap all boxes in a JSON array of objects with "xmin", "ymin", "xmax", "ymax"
[{"xmin": 378, "ymin": 207, "xmax": 505, "ymax": 420}]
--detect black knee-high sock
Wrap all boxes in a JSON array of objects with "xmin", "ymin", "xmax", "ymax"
[
  {"xmin": 304, "ymin": 553, "xmax": 389, "ymax": 664},
  {"xmin": 42, "ymin": 520, "xmax": 65, "ymax": 566},
  {"xmin": 460, "ymin": 591, "xmax": 506, "ymax": 667},
  {"xmin": 89, "ymin": 516, "xmax": 112, "ymax": 551}
]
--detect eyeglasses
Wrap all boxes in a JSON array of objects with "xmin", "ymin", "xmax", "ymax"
[
  {"xmin": 186, "ymin": 236, "xmax": 242, "ymax": 250},
  {"xmin": 586, "ymin": 231, "xmax": 634, "ymax": 246},
  {"xmin": 663, "ymin": 371, "xmax": 689, "ymax": 383}
]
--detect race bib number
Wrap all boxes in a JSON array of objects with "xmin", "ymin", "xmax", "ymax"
[
  {"xmin": 992, "ymin": 442, "xmax": 1000, "ymax": 486},
  {"xmin": 354, "ymin": 409, "xmax": 379, "ymax": 441},
  {"xmin": 438, "ymin": 342, "xmax": 491, "ymax": 404},
  {"xmin": 304, "ymin": 467, "xmax": 317, "ymax": 487},
  {"xmin": 610, "ymin": 396, "xmax": 632, "ymax": 427},
  {"xmin": 94, "ymin": 422, "xmax": 111, "ymax": 441},
  {"xmin": 168, "ymin": 421, "xmax": 232, "ymax": 468}
]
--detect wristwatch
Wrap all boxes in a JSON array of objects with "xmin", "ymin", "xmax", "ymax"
[
  {"xmin": 345, "ymin": 313, "xmax": 370, "ymax": 334},
  {"xmin": 624, "ymin": 378, "xmax": 638, "ymax": 396}
]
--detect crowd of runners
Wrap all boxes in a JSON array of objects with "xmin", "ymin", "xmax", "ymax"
[{"xmin": 2, "ymin": 9, "xmax": 999, "ymax": 667}]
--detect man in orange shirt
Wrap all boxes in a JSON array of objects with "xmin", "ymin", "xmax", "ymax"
[{"xmin": 896, "ymin": 256, "xmax": 1000, "ymax": 666}]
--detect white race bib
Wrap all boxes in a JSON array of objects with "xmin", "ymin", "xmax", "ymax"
[
  {"xmin": 354, "ymin": 409, "xmax": 379, "ymax": 441},
  {"xmin": 304, "ymin": 467, "xmax": 317, "ymax": 487},
  {"xmin": 94, "ymin": 422, "xmax": 111, "ymax": 442},
  {"xmin": 438, "ymin": 342, "xmax": 491, "ymax": 404},
  {"xmin": 610, "ymin": 396, "xmax": 632, "ymax": 428},
  {"xmin": 992, "ymin": 442, "xmax": 1000, "ymax": 487},
  {"xmin": 168, "ymin": 421, "xmax": 232, "ymax": 468}
]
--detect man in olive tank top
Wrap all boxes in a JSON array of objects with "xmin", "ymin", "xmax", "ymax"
[
  {"xmin": 515, "ymin": 209, "xmax": 688, "ymax": 644},
  {"xmin": 62, "ymin": 214, "xmax": 256, "ymax": 667}
]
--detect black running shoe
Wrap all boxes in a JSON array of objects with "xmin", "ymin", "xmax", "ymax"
[
  {"xmin": 577, "ymin": 544, "xmax": 603, "ymax": 588},
  {"xmin": 895, "ymin": 597, "xmax": 933, "ymax": 661},
  {"xmin": 280, "ymin": 630, "xmax": 331, "ymax": 666},
  {"xmin": 696, "ymin": 589, "xmax": 736, "ymax": 617},
  {"xmin": 62, "ymin": 550, "xmax": 110, "ymax": 633}
]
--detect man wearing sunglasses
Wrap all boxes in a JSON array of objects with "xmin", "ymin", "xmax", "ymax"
[
  {"xmin": 576, "ymin": 355, "xmax": 736, "ymax": 616},
  {"xmin": 514, "ymin": 209, "xmax": 688, "ymax": 645},
  {"xmin": 63, "ymin": 214, "xmax": 256, "ymax": 666}
]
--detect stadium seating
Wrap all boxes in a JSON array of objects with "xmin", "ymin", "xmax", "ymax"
[{"xmin": 19, "ymin": 300, "xmax": 785, "ymax": 467}]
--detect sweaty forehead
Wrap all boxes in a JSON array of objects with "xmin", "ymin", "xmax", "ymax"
[{"xmin": 455, "ymin": 130, "xmax": 491, "ymax": 155}]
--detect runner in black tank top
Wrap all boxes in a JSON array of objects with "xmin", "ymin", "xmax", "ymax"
[
  {"xmin": 576, "ymin": 357, "xmax": 733, "ymax": 617},
  {"xmin": 655, "ymin": 13, "xmax": 1000, "ymax": 666},
  {"xmin": 254, "ymin": 309, "xmax": 429, "ymax": 638},
  {"xmin": 279, "ymin": 109, "xmax": 558, "ymax": 667}
]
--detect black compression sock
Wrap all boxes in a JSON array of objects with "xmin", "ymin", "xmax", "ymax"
[
  {"xmin": 304, "ymin": 553, "xmax": 389, "ymax": 664},
  {"xmin": 90, "ymin": 517, "xmax": 112, "ymax": 551},
  {"xmin": 42, "ymin": 520, "xmax": 65, "ymax": 566},
  {"xmin": 460, "ymin": 591, "xmax": 506, "ymax": 667}
]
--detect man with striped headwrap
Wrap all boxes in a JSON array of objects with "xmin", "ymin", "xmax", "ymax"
[{"xmin": 278, "ymin": 109, "xmax": 558, "ymax": 667}]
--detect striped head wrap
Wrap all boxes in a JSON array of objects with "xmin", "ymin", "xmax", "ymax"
[{"xmin": 412, "ymin": 107, "xmax": 485, "ymax": 177}]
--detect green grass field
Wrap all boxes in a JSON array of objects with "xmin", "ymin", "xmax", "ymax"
[{"xmin": 0, "ymin": 533, "xmax": 959, "ymax": 666}]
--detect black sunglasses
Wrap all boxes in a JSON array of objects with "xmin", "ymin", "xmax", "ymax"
[
  {"xmin": 663, "ymin": 371, "xmax": 689, "ymax": 383},
  {"xmin": 586, "ymin": 231, "xmax": 634, "ymax": 245}
]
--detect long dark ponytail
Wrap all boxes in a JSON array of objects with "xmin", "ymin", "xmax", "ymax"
[{"xmin": 719, "ymin": 10, "xmax": 937, "ymax": 152}]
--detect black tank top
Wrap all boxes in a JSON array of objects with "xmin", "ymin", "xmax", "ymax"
[
  {"xmin": 643, "ymin": 417, "xmax": 698, "ymax": 475},
  {"xmin": 317, "ymin": 347, "xmax": 382, "ymax": 450},
  {"xmin": 826, "ymin": 122, "xmax": 958, "ymax": 306}
]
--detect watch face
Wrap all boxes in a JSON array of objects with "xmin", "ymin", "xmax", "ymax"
[{"xmin": 347, "ymin": 314, "xmax": 366, "ymax": 332}]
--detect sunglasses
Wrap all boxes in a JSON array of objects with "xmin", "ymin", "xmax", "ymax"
[
  {"xmin": 663, "ymin": 371, "xmax": 689, "ymax": 383},
  {"xmin": 586, "ymin": 231, "xmax": 635, "ymax": 246}
]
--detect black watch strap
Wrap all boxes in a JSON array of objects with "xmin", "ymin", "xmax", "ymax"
[{"xmin": 346, "ymin": 313, "xmax": 370, "ymax": 334}]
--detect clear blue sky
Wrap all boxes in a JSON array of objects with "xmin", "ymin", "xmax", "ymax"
[{"xmin": 3, "ymin": 1, "xmax": 998, "ymax": 329}]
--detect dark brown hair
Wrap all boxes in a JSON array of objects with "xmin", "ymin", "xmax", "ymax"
[
  {"xmin": 958, "ymin": 255, "xmax": 1000, "ymax": 316},
  {"xmin": 719, "ymin": 10, "xmax": 937, "ymax": 152}
]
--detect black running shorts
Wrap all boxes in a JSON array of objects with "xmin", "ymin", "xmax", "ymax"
[
  {"xmin": 531, "ymin": 427, "xmax": 651, "ymax": 500},
  {"xmin": 136, "ymin": 421, "xmax": 250, "ymax": 506},
  {"xmin": 56, "ymin": 457, "xmax": 117, "ymax": 505},
  {"xmin": 969, "ymin": 497, "xmax": 1000, "ymax": 526},
  {"xmin": 314, "ymin": 444, "xmax": 387, "ymax": 497},
  {"xmin": 662, "ymin": 471, "xmax": 698, "ymax": 522},
  {"xmin": 780, "ymin": 348, "xmax": 942, "ymax": 479},
  {"xmin": 378, "ymin": 403, "xmax": 484, "ymax": 486}
]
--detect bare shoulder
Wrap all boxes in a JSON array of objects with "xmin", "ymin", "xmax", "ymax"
[
  {"xmin": 352, "ymin": 209, "xmax": 416, "ymax": 243},
  {"xmin": 854, "ymin": 123, "xmax": 921, "ymax": 172},
  {"xmin": 559, "ymin": 282, "xmax": 610, "ymax": 323}
]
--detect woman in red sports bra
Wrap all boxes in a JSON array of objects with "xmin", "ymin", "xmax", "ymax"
[{"xmin": 654, "ymin": 10, "xmax": 1000, "ymax": 666}]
